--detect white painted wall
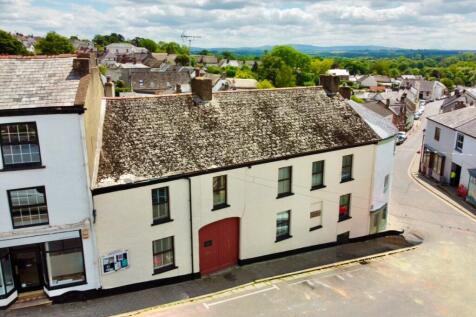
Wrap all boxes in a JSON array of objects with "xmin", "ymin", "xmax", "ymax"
[
  {"xmin": 93, "ymin": 144, "xmax": 377, "ymax": 289},
  {"xmin": 370, "ymin": 137, "xmax": 395, "ymax": 213},
  {"xmin": 0, "ymin": 114, "xmax": 100, "ymax": 297},
  {"xmin": 451, "ymin": 133, "xmax": 476, "ymax": 187}
]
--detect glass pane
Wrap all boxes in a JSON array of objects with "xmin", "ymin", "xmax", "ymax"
[
  {"xmin": 213, "ymin": 190, "xmax": 226, "ymax": 206},
  {"xmin": 1, "ymin": 253, "xmax": 14, "ymax": 294},
  {"xmin": 278, "ymin": 167, "xmax": 290, "ymax": 180},
  {"xmin": 278, "ymin": 179, "xmax": 291, "ymax": 194},
  {"xmin": 46, "ymin": 249, "xmax": 85, "ymax": 287},
  {"xmin": 312, "ymin": 174, "xmax": 323, "ymax": 186}
]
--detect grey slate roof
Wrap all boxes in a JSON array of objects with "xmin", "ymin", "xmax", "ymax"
[
  {"xmin": 429, "ymin": 106, "xmax": 476, "ymax": 138},
  {"xmin": 348, "ymin": 100, "xmax": 397, "ymax": 139},
  {"xmin": 95, "ymin": 87, "xmax": 380, "ymax": 187},
  {"xmin": 0, "ymin": 56, "xmax": 81, "ymax": 110}
]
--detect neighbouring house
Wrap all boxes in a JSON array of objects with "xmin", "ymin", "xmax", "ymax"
[
  {"xmin": 357, "ymin": 75, "xmax": 378, "ymax": 88},
  {"xmin": 326, "ymin": 69, "xmax": 350, "ymax": 81},
  {"xmin": 106, "ymin": 63, "xmax": 150, "ymax": 86},
  {"xmin": 0, "ymin": 54, "xmax": 104, "ymax": 308},
  {"xmin": 218, "ymin": 59, "xmax": 243, "ymax": 68},
  {"xmin": 131, "ymin": 68, "xmax": 191, "ymax": 94},
  {"xmin": 192, "ymin": 55, "xmax": 219, "ymax": 66},
  {"xmin": 244, "ymin": 60, "xmax": 261, "ymax": 69},
  {"xmin": 440, "ymin": 88, "xmax": 476, "ymax": 113},
  {"xmin": 89, "ymin": 81, "xmax": 391, "ymax": 291},
  {"xmin": 72, "ymin": 39, "xmax": 97, "ymax": 53},
  {"xmin": 421, "ymin": 107, "xmax": 476, "ymax": 206},
  {"xmin": 348, "ymin": 100, "xmax": 397, "ymax": 233},
  {"xmin": 362, "ymin": 88, "xmax": 419, "ymax": 131},
  {"xmin": 224, "ymin": 78, "xmax": 258, "ymax": 90},
  {"xmin": 373, "ymin": 75, "xmax": 392, "ymax": 87},
  {"xmin": 99, "ymin": 43, "xmax": 149, "ymax": 66},
  {"xmin": 12, "ymin": 33, "xmax": 39, "ymax": 54},
  {"xmin": 401, "ymin": 79, "xmax": 446, "ymax": 101}
]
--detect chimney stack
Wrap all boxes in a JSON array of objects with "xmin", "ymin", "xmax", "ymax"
[
  {"xmin": 191, "ymin": 77, "xmax": 213, "ymax": 102},
  {"xmin": 338, "ymin": 86, "xmax": 352, "ymax": 100},
  {"xmin": 176, "ymin": 84, "xmax": 182, "ymax": 94},
  {"xmin": 104, "ymin": 76, "xmax": 115, "ymax": 97},
  {"xmin": 319, "ymin": 75, "xmax": 340, "ymax": 97},
  {"xmin": 73, "ymin": 57, "xmax": 90, "ymax": 76}
]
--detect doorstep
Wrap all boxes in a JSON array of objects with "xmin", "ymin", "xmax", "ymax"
[{"xmin": 8, "ymin": 290, "xmax": 52, "ymax": 311}]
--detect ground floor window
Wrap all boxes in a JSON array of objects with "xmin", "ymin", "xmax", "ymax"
[
  {"xmin": 467, "ymin": 173, "xmax": 476, "ymax": 207},
  {"xmin": 0, "ymin": 250, "xmax": 14, "ymax": 297},
  {"xmin": 44, "ymin": 238, "xmax": 86, "ymax": 288},
  {"xmin": 370, "ymin": 204, "xmax": 388, "ymax": 234},
  {"xmin": 153, "ymin": 237, "xmax": 175, "ymax": 273}
]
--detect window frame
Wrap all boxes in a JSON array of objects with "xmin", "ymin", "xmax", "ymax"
[
  {"xmin": 434, "ymin": 127, "xmax": 440, "ymax": 141},
  {"xmin": 275, "ymin": 210, "xmax": 292, "ymax": 242},
  {"xmin": 0, "ymin": 249, "xmax": 15, "ymax": 299},
  {"xmin": 152, "ymin": 236, "xmax": 176, "ymax": 274},
  {"xmin": 0, "ymin": 122, "xmax": 42, "ymax": 170},
  {"xmin": 151, "ymin": 187, "xmax": 172, "ymax": 225},
  {"xmin": 311, "ymin": 160, "xmax": 325, "ymax": 190},
  {"xmin": 277, "ymin": 166, "xmax": 293, "ymax": 198},
  {"xmin": 42, "ymin": 237, "xmax": 87, "ymax": 290},
  {"xmin": 212, "ymin": 175, "xmax": 229, "ymax": 210},
  {"xmin": 338, "ymin": 193, "xmax": 352, "ymax": 222},
  {"xmin": 455, "ymin": 133, "xmax": 464, "ymax": 152},
  {"xmin": 341, "ymin": 155, "xmax": 354, "ymax": 183},
  {"xmin": 7, "ymin": 185, "xmax": 49, "ymax": 229},
  {"xmin": 384, "ymin": 174, "xmax": 390, "ymax": 193}
]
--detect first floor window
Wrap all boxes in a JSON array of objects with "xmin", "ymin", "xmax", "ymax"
[
  {"xmin": 341, "ymin": 155, "xmax": 353, "ymax": 182},
  {"xmin": 434, "ymin": 127, "xmax": 440, "ymax": 141},
  {"xmin": 0, "ymin": 249, "xmax": 14, "ymax": 295},
  {"xmin": 213, "ymin": 175, "xmax": 227, "ymax": 207},
  {"xmin": 310, "ymin": 201, "xmax": 323, "ymax": 231},
  {"xmin": 8, "ymin": 186, "xmax": 49, "ymax": 228},
  {"xmin": 455, "ymin": 133, "xmax": 464, "ymax": 152},
  {"xmin": 339, "ymin": 194, "xmax": 351, "ymax": 221},
  {"xmin": 276, "ymin": 210, "xmax": 291, "ymax": 241},
  {"xmin": 153, "ymin": 237, "xmax": 175, "ymax": 272},
  {"xmin": 44, "ymin": 238, "xmax": 85, "ymax": 287},
  {"xmin": 152, "ymin": 187, "xmax": 170, "ymax": 222},
  {"xmin": 311, "ymin": 160, "xmax": 325, "ymax": 188},
  {"xmin": 0, "ymin": 122, "xmax": 41, "ymax": 168},
  {"xmin": 278, "ymin": 166, "xmax": 292, "ymax": 196}
]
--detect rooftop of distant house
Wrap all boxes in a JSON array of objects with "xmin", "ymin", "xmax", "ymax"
[
  {"xmin": 0, "ymin": 54, "xmax": 89, "ymax": 112},
  {"xmin": 94, "ymin": 86, "xmax": 381, "ymax": 189}
]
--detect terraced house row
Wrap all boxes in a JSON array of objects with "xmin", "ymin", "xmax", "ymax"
[{"xmin": 0, "ymin": 54, "xmax": 396, "ymax": 308}]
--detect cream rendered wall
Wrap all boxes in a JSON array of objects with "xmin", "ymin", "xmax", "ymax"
[
  {"xmin": 93, "ymin": 144, "xmax": 376, "ymax": 287},
  {"xmin": 370, "ymin": 137, "xmax": 396, "ymax": 212},
  {"xmin": 94, "ymin": 179, "xmax": 192, "ymax": 289}
]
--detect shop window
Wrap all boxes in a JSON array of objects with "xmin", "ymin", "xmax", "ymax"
[
  {"xmin": 0, "ymin": 250, "xmax": 14, "ymax": 296},
  {"xmin": 44, "ymin": 238, "xmax": 86, "ymax": 288}
]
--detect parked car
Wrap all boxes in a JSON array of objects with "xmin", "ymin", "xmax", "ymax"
[
  {"xmin": 414, "ymin": 112, "xmax": 422, "ymax": 120},
  {"xmin": 396, "ymin": 132, "xmax": 407, "ymax": 145}
]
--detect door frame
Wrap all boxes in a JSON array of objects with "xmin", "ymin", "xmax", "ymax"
[{"xmin": 10, "ymin": 245, "xmax": 43, "ymax": 293}]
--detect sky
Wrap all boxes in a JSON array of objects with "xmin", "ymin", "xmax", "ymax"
[{"xmin": 1, "ymin": 0, "xmax": 475, "ymax": 49}]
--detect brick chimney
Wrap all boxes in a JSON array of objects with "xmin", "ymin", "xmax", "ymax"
[
  {"xmin": 338, "ymin": 86, "xmax": 352, "ymax": 100},
  {"xmin": 191, "ymin": 77, "xmax": 213, "ymax": 101},
  {"xmin": 104, "ymin": 76, "xmax": 115, "ymax": 97},
  {"xmin": 73, "ymin": 57, "xmax": 90, "ymax": 76},
  {"xmin": 320, "ymin": 75, "xmax": 340, "ymax": 97}
]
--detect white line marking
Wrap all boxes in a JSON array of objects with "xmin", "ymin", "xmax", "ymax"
[
  {"xmin": 290, "ymin": 279, "xmax": 308, "ymax": 286},
  {"xmin": 315, "ymin": 281, "xmax": 332, "ymax": 289},
  {"xmin": 205, "ymin": 285, "xmax": 279, "ymax": 308},
  {"xmin": 345, "ymin": 272, "xmax": 353, "ymax": 278},
  {"xmin": 336, "ymin": 274, "xmax": 345, "ymax": 281}
]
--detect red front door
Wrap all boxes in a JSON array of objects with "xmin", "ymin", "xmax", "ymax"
[{"xmin": 199, "ymin": 218, "xmax": 239, "ymax": 275}]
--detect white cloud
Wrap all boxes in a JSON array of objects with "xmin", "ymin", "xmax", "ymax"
[{"xmin": 0, "ymin": 0, "xmax": 475, "ymax": 49}]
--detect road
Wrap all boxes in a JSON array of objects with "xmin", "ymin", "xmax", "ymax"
[{"xmin": 134, "ymin": 100, "xmax": 476, "ymax": 317}]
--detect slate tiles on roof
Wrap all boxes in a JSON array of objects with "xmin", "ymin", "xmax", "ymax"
[
  {"xmin": 0, "ymin": 57, "xmax": 81, "ymax": 110},
  {"xmin": 95, "ymin": 87, "xmax": 380, "ymax": 187},
  {"xmin": 428, "ymin": 106, "xmax": 476, "ymax": 138}
]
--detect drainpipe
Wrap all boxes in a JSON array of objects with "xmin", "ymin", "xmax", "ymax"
[{"xmin": 187, "ymin": 177, "xmax": 195, "ymax": 278}]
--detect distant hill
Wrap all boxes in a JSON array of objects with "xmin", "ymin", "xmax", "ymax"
[{"xmin": 192, "ymin": 44, "xmax": 475, "ymax": 58}]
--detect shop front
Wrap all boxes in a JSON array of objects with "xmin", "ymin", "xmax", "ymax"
[
  {"xmin": 369, "ymin": 204, "xmax": 388, "ymax": 234},
  {"xmin": 0, "ymin": 231, "xmax": 88, "ymax": 307},
  {"xmin": 467, "ymin": 169, "xmax": 476, "ymax": 207},
  {"xmin": 420, "ymin": 145, "xmax": 446, "ymax": 183}
]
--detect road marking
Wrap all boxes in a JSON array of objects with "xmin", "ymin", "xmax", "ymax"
[
  {"xmin": 203, "ymin": 285, "xmax": 279, "ymax": 309},
  {"xmin": 336, "ymin": 274, "xmax": 345, "ymax": 281}
]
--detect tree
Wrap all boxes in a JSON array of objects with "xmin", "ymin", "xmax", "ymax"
[
  {"xmin": 275, "ymin": 64, "xmax": 296, "ymax": 87},
  {"xmin": 130, "ymin": 37, "xmax": 157, "ymax": 52},
  {"xmin": 198, "ymin": 49, "xmax": 210, "ymax": 55},
  {"xmin": 36, "ymin": 32, "xmax": 74, "ymax": 55},
  {"xmin": 351, "ymin": 95, "xmax": 364, "ymax": 103},
  {"xmin": 157, "ymin": 41, "xmax": 189, "ymax": 55},
  {"xmin": 440, "ymin": 78, "xmax": 454, "ymax": 91},
  {"xmin": 175, "ymin": 54, "xmax": 190, "ymax": 66},
  {"xmin": 268, "ymin": 45, "xmax": 310, "ymax": 70},
  {"xmin": 222, "ymin": 51, "xmax": 236, "ymax": 60},
  {"xmin": 257, "ymin": 80, "xmax": 274, "ymax": 89},
  {"xmin": 310, "ymin": 59, "xmax": 334, "ymax": 76},
  {"xmin": 236, "ymin": 68, "xmax": 256, "ymax": 79},
  {"xmin": 0, "ymin": 29, "xmax": 28, "ymax": 55},
  {"xmin": 258, "ymin": 55, "xmax": 284, "ymax": 84}
]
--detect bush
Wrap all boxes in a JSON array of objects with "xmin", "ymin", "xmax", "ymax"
[{"xmin": 351, "ymin": 95, "xmax": 364, "ymax": 103}]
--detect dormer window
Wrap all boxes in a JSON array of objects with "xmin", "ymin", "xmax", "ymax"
[{"xmin": 0, "ymin": 122, "xmax": 41, "ymax": 169}]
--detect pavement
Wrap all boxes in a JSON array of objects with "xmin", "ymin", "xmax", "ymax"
[{"xmin": 5, "ymin": 99, "xmax": 476, "ymax": 317}]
